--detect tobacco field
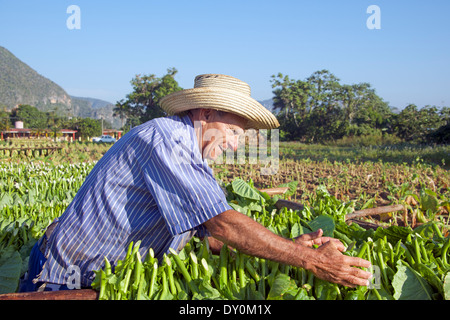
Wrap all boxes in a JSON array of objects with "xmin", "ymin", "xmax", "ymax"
[
  {"xmin": 90, "ymin": 179, "xmax": 450, "ymax": 300},
  {"xmin": 0, "ymin": 141, "xmax": 449, "ymax": 299}
]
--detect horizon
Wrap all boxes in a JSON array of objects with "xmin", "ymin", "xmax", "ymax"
[{"xmin": 0, "ymin": 1, "xmax": 449, "ymax": 110}]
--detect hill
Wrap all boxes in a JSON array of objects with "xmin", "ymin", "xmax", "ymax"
[
  {"xmin": 258, "ymin": 98, "xmax": 275, "ymax": 113},
  {"xmin": 0, "ymin": 46, "xmax": 120, "ymax": 128},
  {"xmin": 70, "ymin": 96, "xmax": 120, "ymax": 128},
  {"xmin": 0, "ymin": 46, "xmax": 70, "ymax": 110}
]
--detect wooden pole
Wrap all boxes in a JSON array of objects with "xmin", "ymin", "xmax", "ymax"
[
  {"xmin": 345, "ymin": 204, "xmax": 405, "ymax": 221},
  {"xmin": 273, "ymin": 198, "xmax": 405, "ymax": 222},
  {"xmin": 0, "ymin": 289, "xmax": 99, "ymax": 300},
  {"xmin": 258, "ymin": 187, "xmax": 289, "ymax": 196}
]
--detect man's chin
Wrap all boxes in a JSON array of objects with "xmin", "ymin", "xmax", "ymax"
[{"xmin": 204, "ymin": 147, "xmax": 223, "ymax": 161}]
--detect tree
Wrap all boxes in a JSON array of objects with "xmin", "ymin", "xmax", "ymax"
[
  {"xmin": 349, "ymin": 87, "xmax": 393, "ymax": 136},
  {"xmin": 270, "ymin": 70, "xmax": 392, "ymax": 142},
  {"xmin": 394, "ymin": 104, "xmax": 445, "ymax": 142},
  {"xmin": 0, "ymin": 108, "xmax": 12, "ymax": 131},
  {"xmin": 306, "ymin": 70, "xmax": 341, "ymax": 113},
  {"xmin": 305, "ymin": 70, "xmax": 346, "ymax": 142},
  {"xmin": 271, "ymin": 73, "xmax": 312, "ymax": 140},
  {"xmin": 121, "ymin": 68, "xmax": 182, "ymax": 125},
  {"xmin": 11, "ymin": 104, "xmax": 47, "ymax": 129},
  {"xmin": 426, "ymin": 106, "xmax": 450, "ymax": 144},
  {"xmin": 339, "ymin": 83, "xmax": 374, "ymax": 125},
  {"xmin": 113, "ymin": 99, "xmax": 129, "ymax": 129},
  {"xmin": 77, "ymin": 117, "xmax": 101, "ymax": 140},
  {"xmin": 271, "ymin": 73, "xmax": 311, "ymax": 121}
]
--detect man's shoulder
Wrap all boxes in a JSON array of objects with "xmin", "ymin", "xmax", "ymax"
[
  {"xmin": 152, "ymin": 115, "xmax": 191, "ymax": 130},
  {"xmin": 148, "ymin": 115, "xmax": 194, "ymax": 142},
  {"xmin": 126, "ymin": 115, "xmax": 195, "ymax": 156},
  {"xmin": 130, "ymin": 116, "xmax": 185, "ymax": 139}
]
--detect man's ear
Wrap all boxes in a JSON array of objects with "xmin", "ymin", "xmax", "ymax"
[{"xmin": 200, "ymin": 109, "xmax": 215, "ymax": 122}]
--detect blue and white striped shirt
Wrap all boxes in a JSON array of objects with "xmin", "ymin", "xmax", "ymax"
[{"xmin": 38, "ymin": 115, "xmax": 232, "ymax": 287}]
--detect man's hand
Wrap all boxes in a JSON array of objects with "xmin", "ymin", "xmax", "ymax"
[
  {"xmin": 294, "ymin": 229, "xmax": 372, "ymax": 287},
  {"xmin": 204, "ymin": 209, "xmax": 372, "ymax": 288},
  {"xmin": 294, "ymin": 229, "xmax": 345, "ymax": 251}
]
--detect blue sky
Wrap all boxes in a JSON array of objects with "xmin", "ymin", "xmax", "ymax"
[{"xmin": 0, "ymin": 0, "xmax": 449, "ymax": 109}]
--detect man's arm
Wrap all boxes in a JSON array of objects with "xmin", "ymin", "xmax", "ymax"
[{"xmin": 203, "ymin": 209, "xmax": 372, "ymax": 288}]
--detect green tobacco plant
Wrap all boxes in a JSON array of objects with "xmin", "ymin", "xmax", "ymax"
[{"xmin": 91, "ymin": 178, "xmax": 450, "ymax": 300}]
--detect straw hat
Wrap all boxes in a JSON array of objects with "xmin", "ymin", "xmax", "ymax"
[{"xmin": 160, "ymin": 74, "xmax": 280, "ymax": 129}]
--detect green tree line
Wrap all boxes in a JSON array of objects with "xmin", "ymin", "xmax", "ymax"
[
  {"xmin": 0, "ymin": 104, "xmax": 109, "ymax": 139},
  {"xmin": 3, "ymin": 68, "xmax": 448, "ymax": 145},
  {"xmin": 112, "ymin": 68, "xmax": 449, "ymax": 145},
  {"xmin": 270, "ymin": 70, "xmax": 449, "ymax": 144}
]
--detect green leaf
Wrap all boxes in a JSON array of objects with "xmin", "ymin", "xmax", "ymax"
[
  {"xmin": 444, "ymin": 272, "xmax": 450, "ymax": 300},
  {"xmin": 12, "ymin": 193, "xmax": 24, "ymax": 207},
  {"xmin": 290, "ymin": 222, "xmax": 303, "ymax": 238},
  {"xmin": 247, "ymin": 201, "xmax": 263, "ymax": 213},
  {"xmin": 276, "ymin": 181, "xmax": 299, "ymax": 197},
  {"xmin": 417, "ymin": 263, "xmax": 443, "ymax": 296},
  {"xmin": 413, "ymin": 221, "xmax": 440, "ymax": 240},
  {"xmin": 308, "ymin": 215, "xmax": 335, "ymax": 237},
  {"xmin": 267, "ymin": 273, "xmax": 291, "ymax": 300},
  {"xmin": 293, "ymin": 287, "xmax": 315, "ymax": 300},
  {"xmin": 231, "ymin": 179, "xmax": 262, "ymax": 201},
  {"xmin": 373, "ymin": 224, "xmax": 413, "ymax": 244},
  {"xmin": 392, "ymin": 260, "xmax": 433, "ymax": 300},
  {"xmin": 0, "ymin": 248, "xmax": 23, "ymax": 294},
  {"xmin": 193, "ymin": 279, "xmax": 224, "ymax": 300},
  {"xmin": 228, "ymin": 201, "xmax": 246, "ymax": 214},
  {"xmin": 420, "ymin": 189, "xmax": 439, "ymax": 212},
  {"xmin": 0, "ymin": 193, "xmax": 12, "ymax": 210},
  {"xmin": 314, "ymin": 278, "xmax": 338, "ymax": 300}
]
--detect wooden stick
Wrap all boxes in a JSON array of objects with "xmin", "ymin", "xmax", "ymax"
[
  {"xmin": 346, "ymin": 219, "xmax": 385, "ymax": 230},
  {"xmin": 274, "ymin": 199, "xmax": 404, "ymax": 222},
  {"xmin": 0, "ymin": 289, "xmax": 99, "ymax": 300},
  {"xmin": 258, "ymin": 187, "xmax": 289, "ymax": 196},
  {"xmin": 345, "ymin": 204, "xmax": 405, "ymax": 221},
  {"xmin": 274, "ymin": 199, "xmax": 304, "ymax": 211}
]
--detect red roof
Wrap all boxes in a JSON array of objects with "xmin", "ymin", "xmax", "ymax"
[
  {"xmin": 1, "ymin": 128, "xmax": 77, "ymax": 133},
  {"xmin": 2, "ymin": 128, "xmax": 31, "ymax": 133}
]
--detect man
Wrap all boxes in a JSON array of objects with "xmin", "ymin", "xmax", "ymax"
[{"xmin": 21, "ymin": 74, "xmax": 371, "ymax": 292}]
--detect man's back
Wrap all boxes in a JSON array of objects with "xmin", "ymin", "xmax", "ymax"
[{"xmin": 36, "ymin": 115, "xmax": 231, "ymax": 287}]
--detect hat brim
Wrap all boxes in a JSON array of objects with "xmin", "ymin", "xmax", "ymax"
[{"xmin": 160, "ymin": 87, "xmax": 280, "ymax": 130}]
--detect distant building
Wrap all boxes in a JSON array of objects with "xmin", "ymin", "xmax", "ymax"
[
  {"xmin": 102, "ymin": 129, "xmax": 123, "ymax": 140},
  {"xmin": 1, "ymin": 127, "xmax": 31, "ymax": 140},
  {"xmin": 0, "ymin": 121, "xmax": 78, "ymax": 141}
]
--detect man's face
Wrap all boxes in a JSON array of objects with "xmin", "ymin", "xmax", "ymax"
[{"xmin": 193, "ymin": 110, "xmax": 247, "ymax": 161}]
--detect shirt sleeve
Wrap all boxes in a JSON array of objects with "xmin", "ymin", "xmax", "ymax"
[{"xmin": 142, "ymin": 137, "xmax": 232, "ymax": 238}]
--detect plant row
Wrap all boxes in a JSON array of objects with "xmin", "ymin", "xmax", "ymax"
[{"xmin": 91, "ymin": 179, "xmax": 450, "ymax": 300}]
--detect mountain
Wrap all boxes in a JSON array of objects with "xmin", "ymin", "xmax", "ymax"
[
  {"xmin": 70, "ymin": 96, "xmax": 120, "ymax": 128},
  {"xmin": 258, "ymin": 98, "xmax": 275, "ymax": 113},
  {"xmin": 0, "ymin": 46, "xmax": 70, "ymax": 110},
  {"xmin": 0, "ymin": 46, "xmax": 120, "ymax": 128},
  {"xmin": 71, "ymin": 96, "xmax": 114, "ymax": 110}
]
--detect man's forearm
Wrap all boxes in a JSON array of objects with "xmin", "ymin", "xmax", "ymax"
[
  {"xmin": 204, "ymin": 209, "xmax": 373, "ymax": 288},
  {"xmin": 203, "ymin": 209, "xmax": 313, "ymax": 270}
]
